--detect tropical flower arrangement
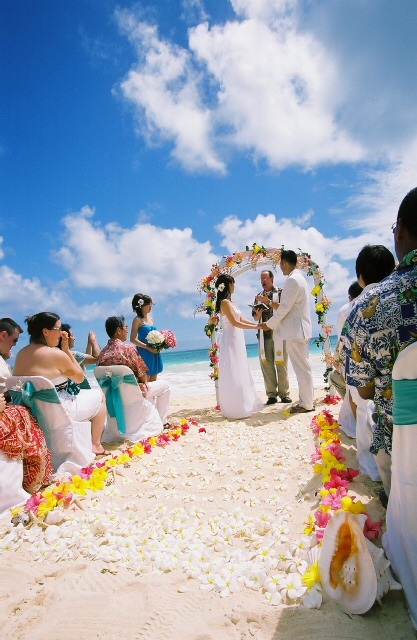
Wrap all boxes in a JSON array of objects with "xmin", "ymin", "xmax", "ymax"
[
  {"xmin": 147, "ymin": 329, "xmax": 177, "ymax": 352},
  {"xmin": 11, "ymin": 419, "xmax": 197, "ymax": 523},
  {"xmin": 208, "ymin": 343, "xmax": 220, "ymax": 380},
  {"xmin": 197, "ymin": 245, "xmax": 333, "ymax": 387},
  {"xmin": 299, "ymin": 409, "xmax": 382, "ymax": 607}
]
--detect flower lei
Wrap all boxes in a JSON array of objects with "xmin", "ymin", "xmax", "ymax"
[
  {"xmin": 12, "ymin": 419, "xmax": 197, "ymax": 522},
  {"xmin": 300, "ymin": 409, "xmax": 382, "ymax": 607},
  {"xmin": 197, "ymin": 244, "xmax": 333, "ymax": 385}
]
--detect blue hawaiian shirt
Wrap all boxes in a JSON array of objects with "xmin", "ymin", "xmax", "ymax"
[{"xmin": 343, "ymin": 249, "xmax": 417, "ymax": 454}]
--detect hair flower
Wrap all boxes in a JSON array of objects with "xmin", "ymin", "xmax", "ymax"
[
  {"xmin": 137, "ymin": 298, "xmax": 144, "ymax": 307},
  {"xmin": 217, "ymin": 283, "xmax": 225, "ymax": 292}
]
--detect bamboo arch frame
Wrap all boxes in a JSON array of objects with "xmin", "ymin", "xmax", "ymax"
[{"xmin": 196, "ymin": 244, "xmax": 334, "ymax": 404}]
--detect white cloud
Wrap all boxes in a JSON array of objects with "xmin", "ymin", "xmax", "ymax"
[
  {"xmin": 0, "ymin": 265, "xmax": 65, "ymax": 312},
  {"xmin": 53, "ymin": 206, "xmax": 219, "ymax": 300},
  {"xmin": 115, "ymin": 12, "xmax": 225, "ymax": 173},
  {"xmin": 115, "ymin": 2, "xmax": 365, "ymax": 174},
  {"xmin": 181, "ymin": 0, "xmax": 209, "ymax": 24}
]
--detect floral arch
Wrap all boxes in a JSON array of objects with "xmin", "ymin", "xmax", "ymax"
[{"xmin": 196, "ymin": 244, "xmax": 334, "ymax": 400}]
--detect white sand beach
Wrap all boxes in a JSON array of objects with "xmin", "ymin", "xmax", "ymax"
[{"xmin": 0, "ymin": 387, "xmax": 414, "ymax": 640}]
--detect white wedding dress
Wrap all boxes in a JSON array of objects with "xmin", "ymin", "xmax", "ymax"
[{"xmin": 218, "ymin": 304, "xmax": 263, "ymax": 419}]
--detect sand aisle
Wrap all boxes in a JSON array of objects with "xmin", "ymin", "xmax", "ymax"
[{"xmin": 0, "ymin": 389, "xmax": 414, "ymax": 640}]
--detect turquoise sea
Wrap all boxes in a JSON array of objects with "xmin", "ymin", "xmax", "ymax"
[
  {"xmin": 87, "ymin": 336, "xmax": 337, "ymax": 398},
  {"xmin": 161, "ymin": 336, "xmax": 338, "ymax": 370}
]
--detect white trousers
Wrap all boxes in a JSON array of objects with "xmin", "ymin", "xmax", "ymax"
[
  {"xmin": 146, "ymin": 379, "xmax": 170, "ymax": 424},
  {"xmin": 286, "ymin": 339, "xmax": 314, "ymax": 410}
]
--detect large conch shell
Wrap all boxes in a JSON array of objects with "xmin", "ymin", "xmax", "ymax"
[{"xmin": 318, "ymin": 512, "xmax": 377, "ymax": 614}]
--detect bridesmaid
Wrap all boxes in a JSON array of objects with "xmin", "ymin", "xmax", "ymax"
[{"xmin": 130, "ymin": 293, "xmax": 163, "ymax": 381}]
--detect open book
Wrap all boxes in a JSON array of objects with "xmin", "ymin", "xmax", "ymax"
[{"xmin": 248, "ymin": 303, "xmax": 269, "ymax": 312}]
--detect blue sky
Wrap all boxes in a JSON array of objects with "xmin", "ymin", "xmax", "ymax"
[{"xmin": 2, "ymin": 0, "xmax": 417, "ymax": 354}]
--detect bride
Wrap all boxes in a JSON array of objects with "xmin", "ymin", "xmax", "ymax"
[{"xmin": 215, "ymin": 274, "xmax": 264, "ymax": 419}]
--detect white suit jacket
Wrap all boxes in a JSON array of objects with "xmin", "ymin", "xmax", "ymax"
[{"xmin": 266, "ymin": 269, "xmax": 312, "ymax": 340}]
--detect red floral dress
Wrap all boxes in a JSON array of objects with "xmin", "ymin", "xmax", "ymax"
[{"xmin": 0, "ymin": 405, "xmax": 53, "ymax": 493}]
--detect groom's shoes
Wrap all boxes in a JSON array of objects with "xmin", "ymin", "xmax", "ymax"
[
  {"xmin": 266, "ymin": 397, "xmax": 277, "ymax": 405},
  {"xmin": 280, "ymin": 396, "xmax": 292, "ymax": 403}
]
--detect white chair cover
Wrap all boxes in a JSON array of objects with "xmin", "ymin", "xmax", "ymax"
[
  {"xmin": 348, "ymin": 387, "xmax": 381, "ymax": 481},
  {"xmin": 94, "ymin": 365, "xmax": 163, "ymax": 443},
  {"xmin": 338, "ymin": 391, "xmax": 356, "ymax": 438},
  {"xmin": 0, "ymin": 451, "xmax": 30, "ymax": 516},
  {"xmin": 383, "ymin": 342, "xmax": 417, "ymax": 629},
  {"xmin": 6, "ymin": 376, "xmax": 95, "ymax": 476}
]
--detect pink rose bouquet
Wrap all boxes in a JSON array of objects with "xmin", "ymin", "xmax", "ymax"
[{"xmin": 147, "ymin": 329, "xmax": 177, "ymax": 352}]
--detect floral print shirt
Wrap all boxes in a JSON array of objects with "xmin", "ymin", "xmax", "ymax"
[
  {"xmin": 342, "ymin": 249, "xmax": 417, "ymax": 454},
  {"xmin": 97, "ymin": 339, "xmax": 148, "ymax": 383}
]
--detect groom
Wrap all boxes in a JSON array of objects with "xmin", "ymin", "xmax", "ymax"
[{"xmin": 260, "ymin": 250, "xmax": 315, "ymax": 414}]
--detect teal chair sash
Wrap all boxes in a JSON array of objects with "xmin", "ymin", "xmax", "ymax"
[
  {"xmin": 393, "ymin": 378, "xmax": 417, "ymax": 425},
  {"xmin": 9, "ymin": 381, "xmax": 61, "ymax": 433},
  {"xmin": 98, "ymin": 373, "xmax": 137, "ymax": 435}
]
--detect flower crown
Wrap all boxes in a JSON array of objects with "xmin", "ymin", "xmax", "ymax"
[{"xmin": 217, "ymin": 283, "xmax": 225, "ymax": 292}]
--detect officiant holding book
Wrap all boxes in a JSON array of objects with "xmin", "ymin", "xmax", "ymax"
[{"xmin": 251, "ymin": 270, "xmax": 291, "ymax": 405}]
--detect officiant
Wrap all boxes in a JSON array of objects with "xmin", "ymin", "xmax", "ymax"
[{"xmin": 251, "ymin": 270, "xmax": 291, "ymax": 405}]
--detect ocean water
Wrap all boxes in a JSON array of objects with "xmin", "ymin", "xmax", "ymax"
[{"xmin": 87, "ymin": 337, "xmax": 337, "ymax": 399}]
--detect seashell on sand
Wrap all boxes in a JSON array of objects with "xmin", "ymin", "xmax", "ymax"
[
  {"xmin": 318, "ymin": 511, "xmax": 401, "ymax": 614},
  {"xmin": 319, "ymin": 511, "xmax": 377, "ymax": 614}
]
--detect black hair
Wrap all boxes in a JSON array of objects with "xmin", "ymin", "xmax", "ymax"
[
  {"xmin": 215, "ymin": 274, "xmax": 235, "ymax": 313},
  {"xmin": 261, "ymin": 270, "xmax": 274, "ymax": 279},
  {"xmin": 105, "ymin": 315, "xmax": 125, "ymax": 339},
  {"xmin": 397, "ymin": 187, "xmax": 417, "ymax": 237},
  {"xmin": 355, "ymin": 245, "xmax": 395, "ymax": 286},
  {"xmin": 0, "ymin": 317, "xmax": 23, "ymax": 335},
  {"xmin": 26, "ymin": 312, "xmax": 60, "ymax": 344},
  {"xmin": 131, "ymin": 293, "xmax": 153, "ymax": 318},
  {"xmin": 280, "ymin": 249, "xmax": 298, "ymax": 267},
  {"xmin": 348, "ymin": 281, "xmax": 363, "ymax": 300}
]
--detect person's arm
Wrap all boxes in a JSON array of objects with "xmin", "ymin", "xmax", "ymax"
[
  {"xmin": 221, "ymin": 300, "xmax": 258, "ymax": 329},
  {"xmin": 130, "ymin": 317, "xmax": 158, "ymax": 354},
  {"xmin": 86, "ymin": 331, "xmax": 100, "ymax": 359},
  {"xmin": 265, "ymin": 278, "xmax": 298, "ymax": 331},
  {"xmin": 0, "ymin": 393, "xmax": 6, "ymax": 415},
  {"xmin": 59, "ymin": 333, "xmax": 85, "ymax": 383},
  {"xmin": 125, "ymin": 343, "xmax": 149, "ymax": 384}
]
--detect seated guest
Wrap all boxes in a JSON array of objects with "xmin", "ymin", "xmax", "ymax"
[
  {"xmin": 0, "ymin": 392, "xmax": 53, "ymax": 493},
  {"xmin": 13, "ymin": 312, "xmax": 109, "ymax": 457},
  {"xmin": 97, "ymin": 316, "xmax": 171, "ymax": 426},
  {"xmin": 0, "ymin": 317, "xmax": 23, "ymax": 395},
  {"xmin": 60, "ymin": 324, "xmax": 101, "ymax": 368}
]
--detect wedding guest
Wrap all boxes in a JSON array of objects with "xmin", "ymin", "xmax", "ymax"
[
  {"xmin": 0, "ymin": 392, "xmax": 53, "ymax": 493},
  {"xmin": 13, "ymin": 312, "xmax": 109, "ymax": 457},
  {"xmin": 0, "ymin": 318, "xmax": 23, "ymax": 395},
  {"xmin": 339, "ymin": 246, "xmax": 395, "ymax": 488},
  {"xmin": 130, "ymin": 293, "xmax": 162, "ymax": 381},
  {"xmin": 252, "ymin": 270, "xmax": 291, "ymax": 405},
  {"xmin": 343, "ymin": 189, "xmax": 417, "ymax": 501},
  {"xmin": 260, "ymin": 250, "xmax": 314, "ymax": 414},
  {"xmin": 60, "ymin": 324, "xmax": 100, "ymax": 367},
  {"xmin": 98, "ymin": 316, "xmax": 171, "ymax": 426},
  {"xmin": 329, "ymin": 281, "xmax": 363, "ymax": 433}
]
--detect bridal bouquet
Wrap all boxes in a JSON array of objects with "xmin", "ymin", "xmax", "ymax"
[{"xmin": 147, "ymin": 329, "xmax": 177, "ymax": 352}]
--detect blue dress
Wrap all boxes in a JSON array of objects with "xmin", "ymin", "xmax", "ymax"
[{"xmin": 137, "ymin": 323, "xmax": 163, "ymax": 376}]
